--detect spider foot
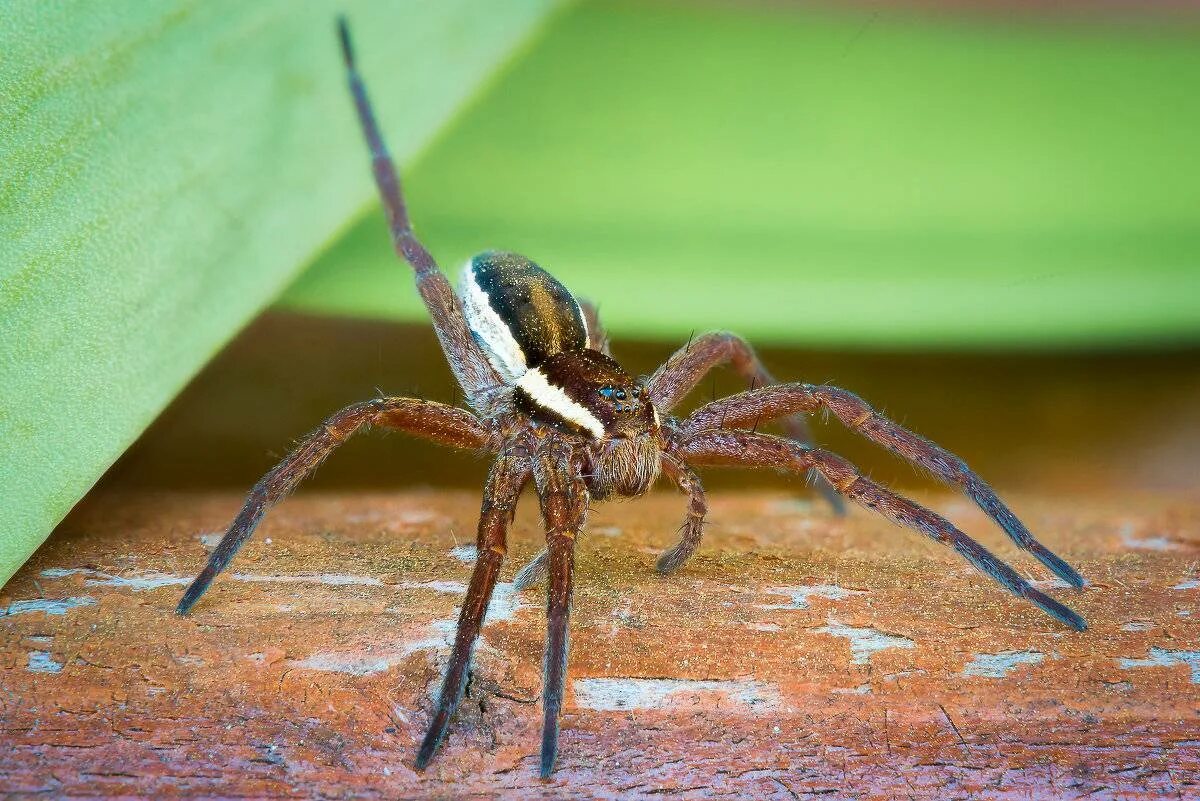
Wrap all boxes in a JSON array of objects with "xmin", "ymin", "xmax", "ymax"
[
  {"xmin": 655, "ymin": 543, "xmax": 693, "ymax": 576},
  {"xmin": 1029, "ymin": 541, "xmax": 1087, "ymax": 589}
]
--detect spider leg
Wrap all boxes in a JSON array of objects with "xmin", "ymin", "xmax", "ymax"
[
  {"xmin": 532, "ymin": 438, "xmax": 588, "ymax": 778},
  {"xmin": 176, "ymin": 398, "xmax": 490, "ymax": 614},
  {"xmin": 416, "ymin": 447, "xmax": 530, "ymax": 769},
  {"xmin": 655, "ymin": 453, "xmax": 708, "ymax": 575},
  {"xmin": 676, "ymin": 429, "xmax": 1085, "ymax": 631},
  {"xmin": 578, "ymin": 299, "xmax": 611, "ymax": 356},
  {"xmin": 337, "ymin": 20, "xmax": 501, "ymax": 410},
  {"xmin": 643, "ymin": 331, "xmax": 843, "ymax": 514},
  {"xmin": 514, "ymin": 451, "xmax": 706, "ymax": 586},
  {"xmin": 512, "ymin": 548, "xmax": 548, "ymax": 591},
  {"xmin": 682, "ymin": 383, "xmax": 1085, "ymax": 588}
]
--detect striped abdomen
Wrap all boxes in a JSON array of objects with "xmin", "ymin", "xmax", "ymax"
[{"xmin": 458, "ymin": 251, "xmax": 588, "ymax": 384}]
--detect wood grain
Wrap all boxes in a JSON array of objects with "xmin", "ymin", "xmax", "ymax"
[{"xmin": 2, "ymin": 485, "xmax": 1197, "ymax": 798}]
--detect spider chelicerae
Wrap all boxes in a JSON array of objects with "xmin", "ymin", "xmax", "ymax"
[{"xmin": 177, "ymin": 19, "xmax": 1087, "ymax": 780}]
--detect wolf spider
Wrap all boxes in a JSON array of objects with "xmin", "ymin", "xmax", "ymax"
[{"xmin": 176, "ymin": 19, "xmax": 1087, "ymax": 780}]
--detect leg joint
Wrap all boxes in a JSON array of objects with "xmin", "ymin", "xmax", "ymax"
[{"xmin": 835, "ymin": 474, "xmax": 861, "ymax": 493}]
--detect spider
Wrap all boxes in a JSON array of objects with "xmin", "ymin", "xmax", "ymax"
[{"xmin": 177, "ymin": 19, "xmax": 1087, "ymax": 780}]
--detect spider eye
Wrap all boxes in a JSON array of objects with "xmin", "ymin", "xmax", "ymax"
[
  {"xmin": 615, "ymin": 388, "xmax": 627, "ymax": 401},
  {"xmin": 599, "ymin": 386, "xmax": 614, "ymax": 398}
]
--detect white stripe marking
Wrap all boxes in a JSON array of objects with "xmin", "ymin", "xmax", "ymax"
[
  {"xmin": 575, "ymin": 298, "xmax": 589, "ymax": 347},
  {"xmin": 518, "ymin": 367, "xmax": 606, "ymax": 439},
  {"xmin": 459, "ymin": 262, "xmax": 527, "ymax": 383}
]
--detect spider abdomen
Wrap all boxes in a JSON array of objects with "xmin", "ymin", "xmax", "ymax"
[{"xmin": 459, "ymin": 251, "xmax": 588, "ymax": 383}]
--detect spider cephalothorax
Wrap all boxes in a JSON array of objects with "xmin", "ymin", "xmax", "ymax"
[{"xmin": 175, "ymin": 19, "xmax": 1088, "ymax": 781}]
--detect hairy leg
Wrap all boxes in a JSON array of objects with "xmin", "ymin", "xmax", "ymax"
[
  {"xmin": 532, "ymin": 438, "xmax": 589, "ymax": 777},
  {"xmin": 578, "ymin": 299, "xmax": 611, "ymax": 356},
  {"xmin": 677, "ymin": 429, "xmax": 1086, "ymax": 631},
  {"xmin": 416, "ymin": 447, "xmax": 531, "ymax": 769},
  {"xmin": 176, "ymin": 398, "xmax": 490, "ymax": 614},
  {"xmin": 683, "ymin": 383, "xmax": 1084, "ymax": 588},
  {"xmin": 655, "ymin": 453, "xmax": 708, "ymax": 575},
  {"xmin": 512, "ymin": 547, "xmax": 549, "ymax": 591},
  {"xmin": 644, "ymin": 331, "xmax": 843, "ymax": 513},
  {"xmin": 338, "ymin": 20, "xmax": 500, "ymax": 410}
]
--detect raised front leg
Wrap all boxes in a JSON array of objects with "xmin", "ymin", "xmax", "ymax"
[
  {"xmin": 416, "ymin": 447, "xmax": 531, "ymax": 769},
  {"xmin": 683, "ymin": 382, "xmax": 1085, "ymax": 588},
  {"xmin": 338, "ymin": 20, "xmax": 500, "ymax": 410},
  {"xmin": 677, "ymin": 429, "xmax": 1086, "ymax": 631},
  {"xmin": 645, "ymin": 331, "xmax": 844, "ymax": 513},
  {"xmin": 532, "ymin": 439, "xmax": 589, "ymax": 778},
  {"xmin": 176, "ymin": 398, "xmax": 490, "ymax": 614}
]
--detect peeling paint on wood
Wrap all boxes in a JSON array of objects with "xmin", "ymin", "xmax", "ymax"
[{"xmin": 1, "ymin": 488, "xmax": 1198, "ymax": 798}]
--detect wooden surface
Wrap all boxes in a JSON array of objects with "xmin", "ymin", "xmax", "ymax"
[{"xmin": 2, "ymin": 484, "xmax": 1198, "ymax": 799}]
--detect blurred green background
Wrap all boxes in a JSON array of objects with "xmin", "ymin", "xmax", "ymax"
[
  {"xmin": 3, "ymin": 0, "xmax": 1200, "ymax": 588},
  {"xmin": 286, "ymin": 0, "xmax": 1200, "ymax": 347}
]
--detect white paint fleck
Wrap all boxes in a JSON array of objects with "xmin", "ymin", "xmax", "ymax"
[
  {"xmin": 1031, "ymin": 578, "xmax": 1072, "ymax": 590},
  {"xmin": 4, "ymin": 596, "xmax": 97, "ymax": 616},
  {"xmin": 289, "ymin": 653, "xmax": 401, "ymax": 677},
  {"xmin": 396, "ymin": 580, "xmax": 468, "ymax": 595},
  {"xmin": 290, "ymin": 582, "xmax": 527, "ymax": 675},
  {"xmin": 1119, "ymin": 648, "xmax": 1200, "ymax": 683},
  {"xmin": 26, "ymin": 636, "xmax": 52, "ymax": 645},
  {"xmin": 39, "ymin": 568, "xmax": 81, "ymax": 578},
  {"xmin": 44, "ymin": 566, "xmax": 396, "ymax": 591},
  {"xmin": 572, "ymin": 678, "xmax": 781, "ymax": 711},
  {"xmin": 962, "ymin": 650, "xmax": 1045, "ymax": 678},
  {"xmin": 231, "ymin": 572, "xmax": 383, "ymax": 587},
  {"xmin": 761, "ymin": 585, "xmax": 864, "ymax": 611},
  {"xmin": 199, "ymin": 532, "xmax": 223, "ymax": 550},
  {"xmin": 481, "ymin": 582, "xmax": 525, "ymax": 623},
  {"xmin": 1122, "ymin": 621, "xmax": 1153, "ymax": 632},
  {"xmin": 346, "ymin": 508, "xmax": 439, "ymax": 527},
  {"xmin": 593, "ymin": 526, "xmax": 623, "ymax": 538},
  {"xmin": 1119, "ymin": 524, "xmax": 1177, "ymax": 551},
  {"xmin": 27, "ymin": 651, "xmax": 63, "ymax": 673},
  {"xmin": 608, "ymin": 599, "xmax": 638, "ymax": 636},
  {"xmin": 746, "ymin": 623, "xmax": 782, "ymax": 632},
  {"xmin": 449, "ymin": 544, "xmax": 477, "ymax": 563},
  {"xmin": 814, "ymin": 619, "xmax": 914, "ymax": 665},
  {"xmin": 1173, "ymin": 579, "xmax": 1200, "ymax": 591},
  {"xmin": 397, "ymin": 510, "xmax": 438, "ymax": 526},
  {"xmin": 1178, "ymin": 609, "xmax": 1192, "ymax": 618},
  {"xmin": 95, "ymin": 572, "xmax": 191, "ymax": 590},
  {"xmin": 833, "ymin": 684, "xmax": 873, "ymax": 695},
  {"xmin": 41, "ymin": 567, "xmax": 189, "ymax": 590}
]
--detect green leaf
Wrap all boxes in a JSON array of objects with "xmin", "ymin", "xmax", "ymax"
[
  {"xmin": 283, "ymin": 1, "xmax": 1200, "ymax": 348},
  {"xmin": 0, "ymin": 0, "xmax": 557, "ymax": 587}
]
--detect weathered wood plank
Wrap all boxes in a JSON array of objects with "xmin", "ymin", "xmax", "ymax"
[{"xmin": 2, "ymin": 488, "xmax": 1197, "ymax": 798}]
